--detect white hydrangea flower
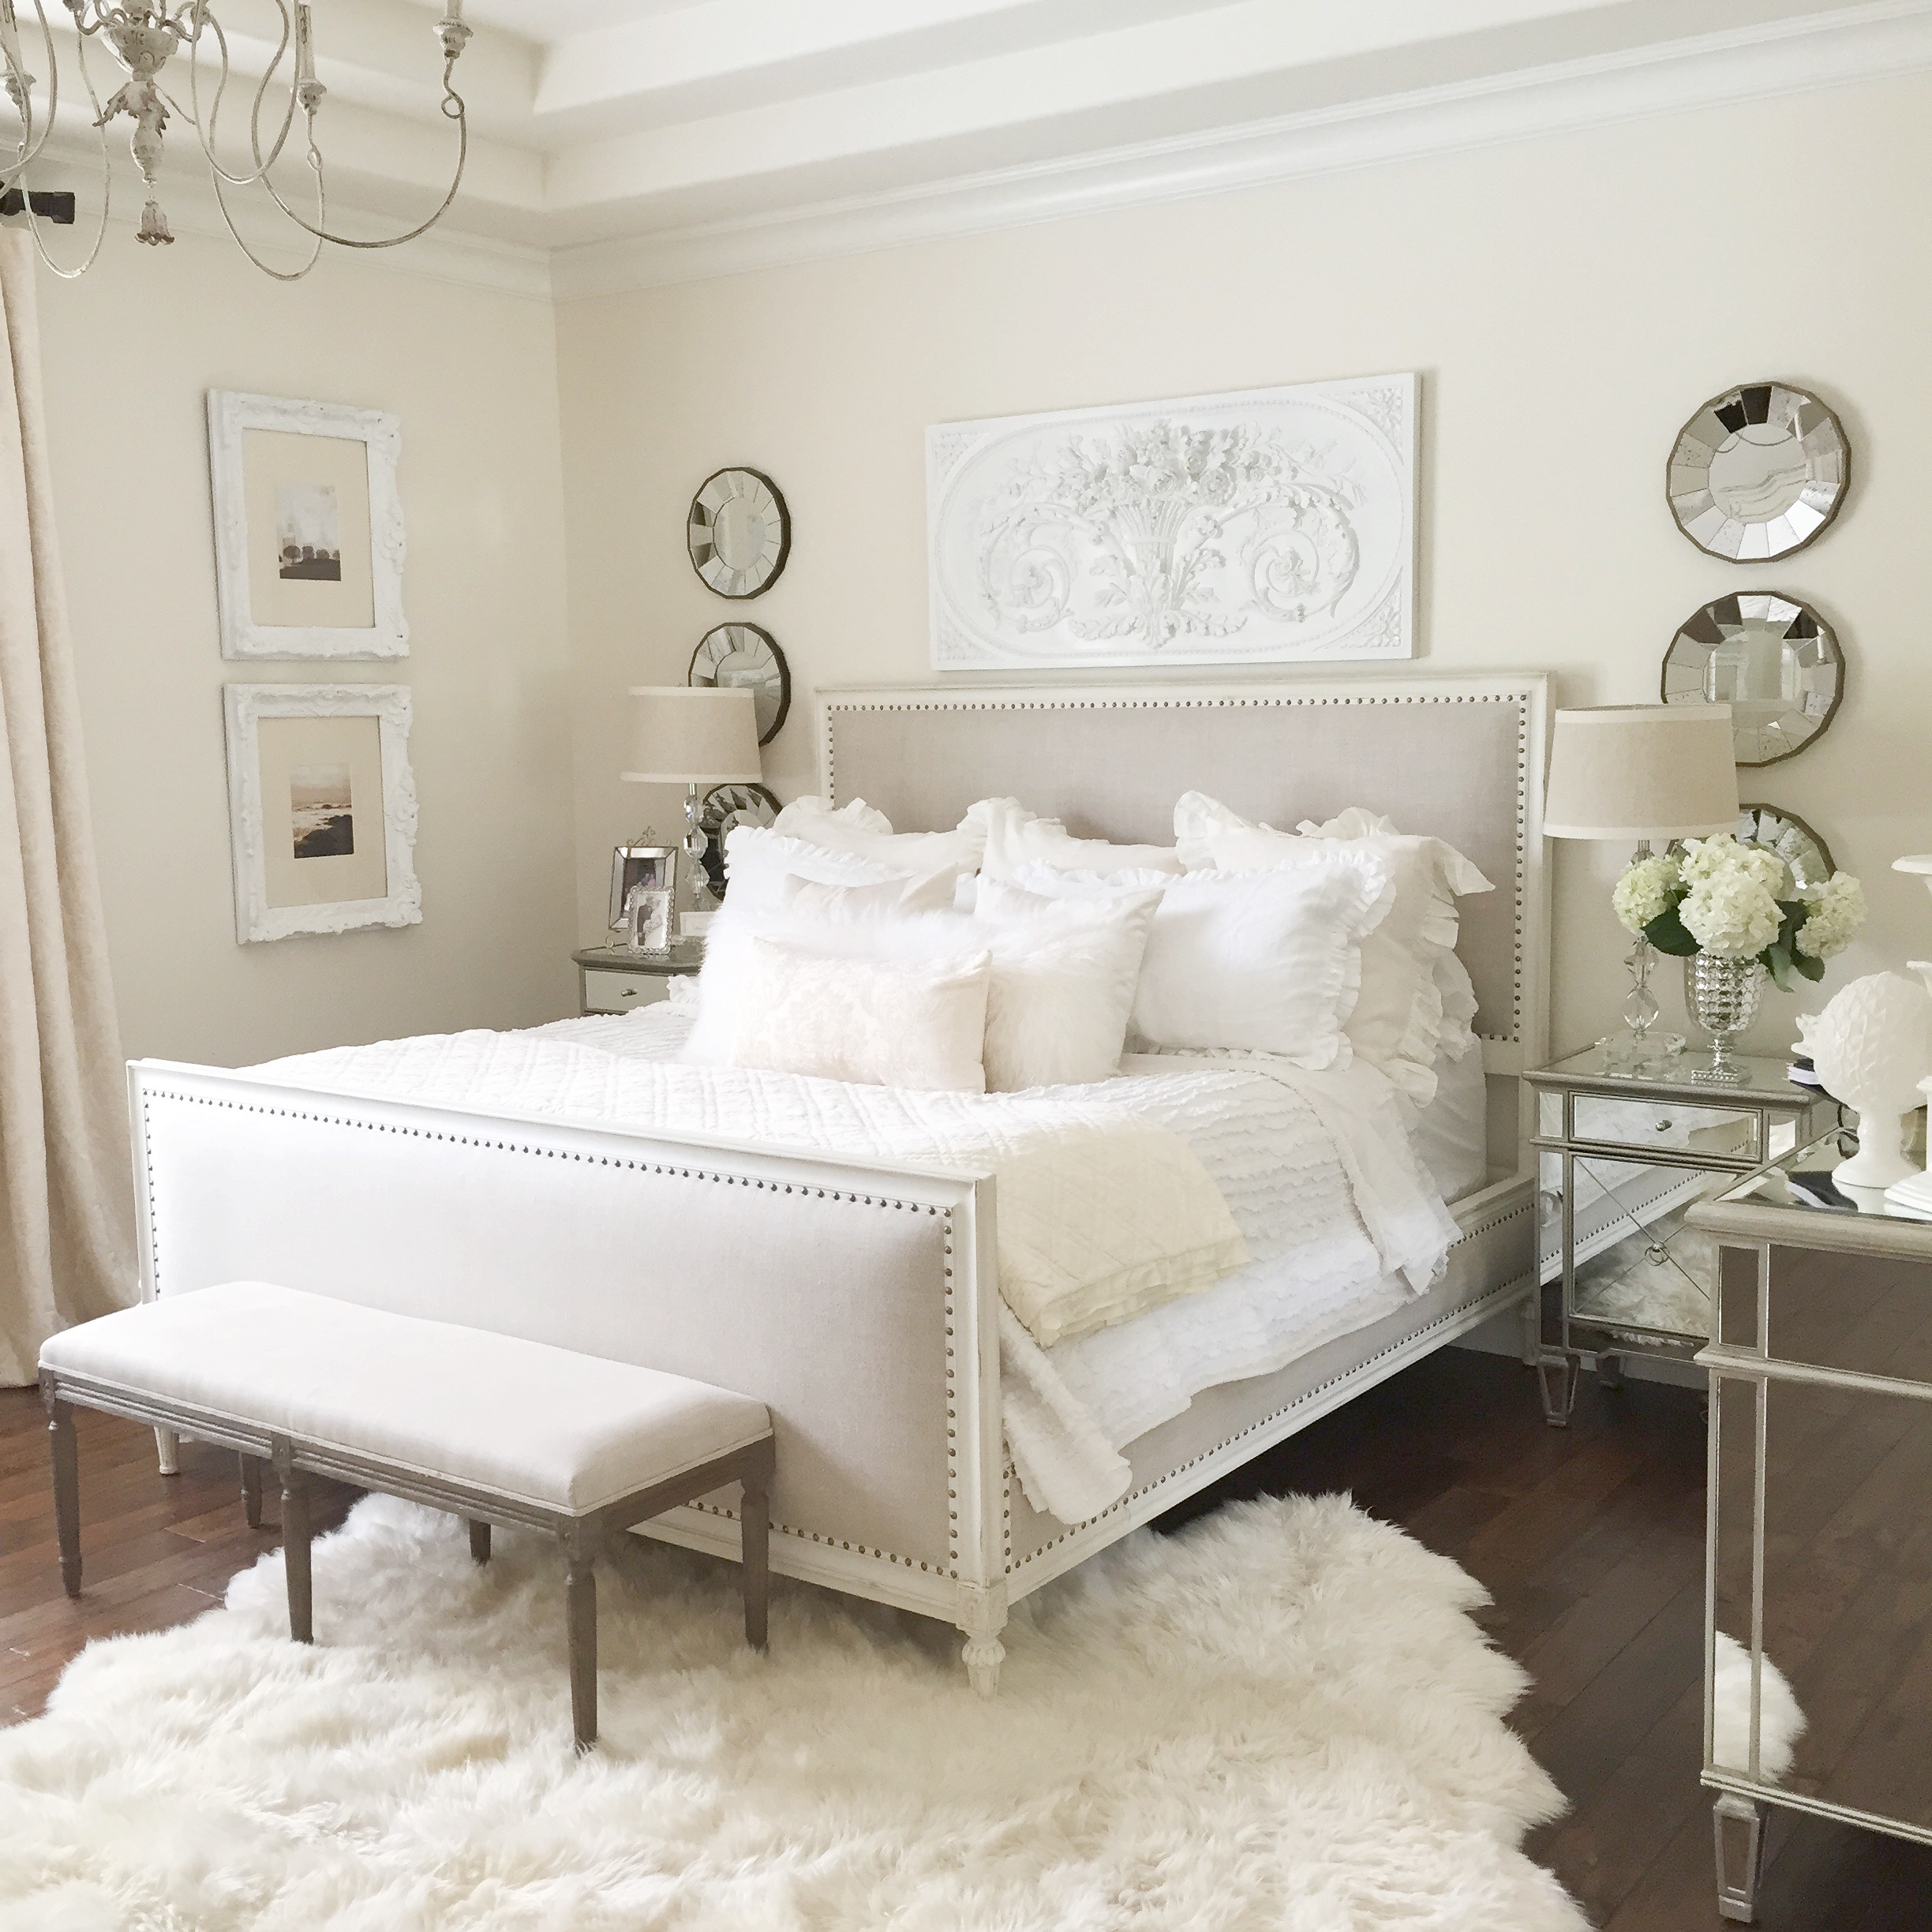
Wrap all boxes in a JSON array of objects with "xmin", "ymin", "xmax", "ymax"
[
  {"xmin": 1612, "ymin": 853, "xmax": 1681, "ymax": 934},
  {"xmin": 1795, "ymin": 872, "xmax": 1867, "ymax": 960},
  {"xmin": 1680, "ymin": 873, "xmax": 1784, "ymax": 959},
  {"xmin": 1680, "ymin": 833, "xmax": 1788, "ymax": 898}
]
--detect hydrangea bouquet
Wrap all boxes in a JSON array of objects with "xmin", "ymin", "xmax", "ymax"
[{"xmin": 1614, "ymin": 834, "xmax": 1866, "ymax": 988}]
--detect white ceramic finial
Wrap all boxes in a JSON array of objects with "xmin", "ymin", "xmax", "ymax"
[{"xmin": 1807, "ymin": 972, "xmax": 1932, "ymax": 1189}]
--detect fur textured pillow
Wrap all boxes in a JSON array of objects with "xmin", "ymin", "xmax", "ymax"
[{"xmin": 728, "ymin": 938, "xmax": 991, "ymax": 1092}]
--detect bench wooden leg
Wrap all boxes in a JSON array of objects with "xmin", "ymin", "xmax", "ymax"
[
  {"xmin": 278, "ymin": 1455, "xmax": 314, "ymax": 1644},
  {"xmin": 241, "ymin": 1455, "xmax": 264, "ymax": 1530},
  {"xmin": 740, "ymin": 1471, "xmax": 769, "ymax": 1652},
  {"xmin": 565, "ymin": 1541, "xmax": 597, "ymax": 1753},
  {"xmin": 468, "ymin": 1518, "xmax": 491, "ymax": 1565},
  {"xmin": 42, "ymin": 1381, "xmax": 81, "ymax": 1598}
]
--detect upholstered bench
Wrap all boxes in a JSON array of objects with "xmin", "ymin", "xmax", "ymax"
[{"xmin": 38, "ymin": 1282, "xmax": 775, "ymax": 1751}]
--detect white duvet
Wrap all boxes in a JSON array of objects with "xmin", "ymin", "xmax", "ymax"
[{"xmin": 253, "ymin": 1009, "xmax": 1457, "ymax": 1525}]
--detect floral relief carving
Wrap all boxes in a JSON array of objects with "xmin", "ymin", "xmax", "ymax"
[{"xmin": 928, "ymin": 376, "xmax": 1414, "ymax": 671}]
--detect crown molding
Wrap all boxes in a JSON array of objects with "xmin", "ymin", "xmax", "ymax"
[
  {"xmin": 18, "ymin": 132, "xmax": 553, "ymax": 303},
  {"xmin": 549, "ymin": 0, "xmax": 1932, "ymax": 301}
]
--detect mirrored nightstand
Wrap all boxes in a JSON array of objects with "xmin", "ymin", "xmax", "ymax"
[
  {"xmin": 573, "ymin": 941, "xmax": 702, "ymax": 1017},
  {"xmin": 1691, "ymin": 1134, "xmax": 1932, "ymax": 1922},
  {"xmin": 1526, "ymin": 1048, "xmax": 1833, "ymax": 1424}
]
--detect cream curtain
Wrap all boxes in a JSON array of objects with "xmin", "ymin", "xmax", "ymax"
[{"xmin": 0, "ymin": 227, "xmax": 134, "ymax": 1383}]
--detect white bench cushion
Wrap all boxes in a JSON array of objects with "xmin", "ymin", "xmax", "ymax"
[{"xmin": 39, "ymin": 1282, "xmax": 771, "ymax": 1515}]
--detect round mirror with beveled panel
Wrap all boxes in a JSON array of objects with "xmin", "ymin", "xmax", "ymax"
[
  {"xmin": 1738, "ymin": 804, "xmax": 1835, "ymax": 890},
  {"xmin": 1661, "ymin": 592, "xmax": 1844, "ymax": 766},
  {"xmin": 1667, "ymin": 382, "xmax": 1848, "ymax": 561},
  {"xmin": 689, "ymin": 622, "xmax": 790, "ymax": 745},
  {"xmin": 687, "ymin": 467, "xmax": 790, "ymax": 598}
]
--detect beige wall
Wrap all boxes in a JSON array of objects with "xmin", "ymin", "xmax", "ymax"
[
  {"xmin": 38, "ymin": 235, "xmax": 577, "ymax": 1068},
  {"xmin": 556, "ymin": 69, "xmax": 1932, "ymax": 1060}
]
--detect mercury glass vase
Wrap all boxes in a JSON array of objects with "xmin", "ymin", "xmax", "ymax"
[{"xmin": 1684, "ymin": 953, "xmax": 1764, "ymax": 1084}]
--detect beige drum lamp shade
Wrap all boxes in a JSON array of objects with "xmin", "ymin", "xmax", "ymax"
[
  {"xmin": 1544, "ymin": 705, "xmax": 1739, "ymax": 842},
  {"xmin": 623, "ymin": 687, "xmax": 762, "ymax": 785}
]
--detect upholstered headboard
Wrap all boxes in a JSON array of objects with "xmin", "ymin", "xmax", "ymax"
[{"xmin": 818, "ymin": 675, "xmax": 1549, "ymax": 1079}]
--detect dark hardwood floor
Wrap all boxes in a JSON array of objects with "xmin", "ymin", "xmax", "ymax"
[{"xmin": 5, "ymin": 1349, "xmax": 1929, "ymax": 1927}]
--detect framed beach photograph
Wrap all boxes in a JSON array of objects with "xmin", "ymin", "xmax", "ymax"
[
  {"xmin": 223, "ymin": 684, "xmax": 422, "ymax": 942},
  {"xmin": 208, "ymin": 391, "xmax": 407, "ymax": 660}
]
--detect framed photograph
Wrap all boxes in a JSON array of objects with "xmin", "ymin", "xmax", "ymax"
[
  {"xmin": 223, "ymin": 684, "xmax": 422, "ymax": 943},
  {"xmin": 608, "ymin": 844, "xmax": 679, "ymax": 932},
  {"xmin": 927, "ymin": 373, "xmax": 1417, "ymax": 670},
  {"xmin": 208, "ymin": 390, "xmax": 407, "ymax": 660}
]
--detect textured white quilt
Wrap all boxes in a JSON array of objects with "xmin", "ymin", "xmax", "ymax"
[{"xmin": 254, "ymin": 1009, "xmax": 1457, "ymax": 1523}]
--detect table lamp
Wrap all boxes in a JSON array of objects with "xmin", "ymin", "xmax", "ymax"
[
  {"xmin": 1544, "ymin": 704, "xmax": 1739, "ymax": 1069},
  {"xmin": 622, "ymin": 687, "xmax": 762, "ymax": 939}
]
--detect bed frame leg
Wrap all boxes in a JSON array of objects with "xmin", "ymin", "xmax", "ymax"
[
  {"xmin": 155, "ymin": 1426, "xmax": 180, "ymax": 1477},
  {"xmin": 958, "ymin": 1582, "xmax": 1008, "ymax": 1698}
]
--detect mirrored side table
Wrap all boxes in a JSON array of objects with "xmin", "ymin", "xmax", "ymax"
[
  {"xmin": 1526, "ymin": 1049, "xmax": 1831, "ymax": 1424},
  {"xmin": 1690, "ymin": 1136, "xmax": 1932, "ymax": 1922}
]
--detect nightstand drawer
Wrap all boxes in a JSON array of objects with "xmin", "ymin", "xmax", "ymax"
[
  {"xmin": 582, "ymin": 969, "xmax": 673, "ymax": 1013},
  {"xmin": 1541, "ymin": 1091, "xmax": 1760, "ymax": 1161}
]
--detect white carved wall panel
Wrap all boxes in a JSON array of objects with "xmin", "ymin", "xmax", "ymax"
[{"xmin": 927, "ymin": 375, "xmax": 1417, "ymax": 672}]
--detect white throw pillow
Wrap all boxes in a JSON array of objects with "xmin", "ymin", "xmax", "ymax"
[
  {"xmin": 729, "ymin": 938, "xmax": 990, "ymax": 1093},
  {"xmin": 1171, "ymin": 794, "xmax": 1491, "ymax": 1102},
  {"xmin": 979, "ymin": 797, "xmax": 1182, "ymax": 884},
  {"xmin": 972, "ymin": 878, "xmax": 1160, "ymax": 1090},
  {"xmin": 721, "ymin": 825, "xmax": 975, "ymax": 918},
  {"xmin": 1434, "ymin": 947, "xmax": 1481, "ymax": 1063},
  {"xmin": 763, "ymin": 793, "xmax": 990, "ymax": 874},
  {"xmin": 1009, "ymin": 856, "xmax": 1392, "ymax": 1066},
  {"xmin": 784, "ymin": 871, "xmax": 960, "ymax": 917}
]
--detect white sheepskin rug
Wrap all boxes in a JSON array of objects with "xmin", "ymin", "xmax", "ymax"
[{"xmin": 0, "ymin": 1492, "xmax": 1584, "ymax": 1930}]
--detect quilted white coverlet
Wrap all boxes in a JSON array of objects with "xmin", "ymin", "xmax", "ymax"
[{"xmin": 253, "ymin": 1009, "xmax": 1456, "ymax": 1524}]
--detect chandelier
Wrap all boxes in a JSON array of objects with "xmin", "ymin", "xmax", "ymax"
[{"xmin": 0, "ymin": 1, "xmax": 472, "ymax": 279}]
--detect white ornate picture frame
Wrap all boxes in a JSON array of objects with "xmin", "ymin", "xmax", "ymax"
[
  {"xmin": 927, "ymin": 373, "xmax": 1417, "ymax": 671},
  {"xmin": 208, "ymin": 390, "xmax": 407, "ymax": 660},
  {"xmin": 223, "ymin": 683, "xmax": 422, "ymax": 943}
]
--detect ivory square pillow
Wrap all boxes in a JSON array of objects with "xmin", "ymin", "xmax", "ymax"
[
  {"xmin": 728, "ymin": 938, "xmax": 991, "ymax": 1092},
  {"xmin": 784, "ymin": 871, "xmax": 960, "ymax": 917},
  {"xmin": 1009, "ymin": 856, "xmax": 1392, "ymax": 1066},
  {"xmin": 972, "ymin": 878, "xmax": 1161, "ymax": 1089},
  {"xmin": 979, "ymin": 797, "xmax": 1182, "ymax": 884},
  {"xmin": 1172, "ymin": 794, "xmax": 1491, "ymax": 1101}
]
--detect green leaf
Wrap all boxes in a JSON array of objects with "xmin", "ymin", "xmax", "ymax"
[
  {"xmin": 1644, "ymin": 904, "xmax": 1700, "ymax": 957},
  {"xmin": 1793, "ymin": 951, "xmax": 1826, "ymax": 983},
  {"xmin": 1765, "ymin": 942, "xmax": 1795, "ymax": 991}
]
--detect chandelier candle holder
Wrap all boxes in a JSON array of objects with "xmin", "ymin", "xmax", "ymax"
[{"xmin": 0, "ymin": 0, "xmax": 471, "ymax": 279}]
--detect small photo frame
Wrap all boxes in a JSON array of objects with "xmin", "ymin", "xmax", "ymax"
[
  {"xmin": 224, "ymin": 683, "xmax": 422, "ymax": 942},
  {"xmin": 208, "ymin": 390, "xmax": 407, "ymax": 660},
  {"xmin": 608, "ymin": 844, "xmax": 679, "ymax": 933}
]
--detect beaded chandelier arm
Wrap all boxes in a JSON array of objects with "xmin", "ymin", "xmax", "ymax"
[{"xmin": 0, "ymin": 0, "xmax": 472, "ymax": 282}]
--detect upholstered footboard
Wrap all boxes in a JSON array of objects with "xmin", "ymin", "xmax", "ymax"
[{"xmin": 129, "ymin": 1061, "xmax": 1013, "ymax": 1684}]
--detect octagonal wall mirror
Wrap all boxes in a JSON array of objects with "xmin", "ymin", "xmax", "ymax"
[
  {"xmin": 1667, "ymin": 381, "xmax": 1848, "ymax": 562},
  {"xmin": 1661, "ymin": 592, "xmax": 1844, "ymax": 767},
  {"xmin": 687, "ymin": 467, "xmax": 790, "ymax": 599},
  {"xmin": 1738, "ymin": 804, "xmax": 1835, "ymax": 890}
]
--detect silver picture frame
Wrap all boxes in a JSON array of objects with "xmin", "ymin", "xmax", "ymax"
[{"xmin": 608, "ymin": 844, "xmax": 679, "ymax": 934}]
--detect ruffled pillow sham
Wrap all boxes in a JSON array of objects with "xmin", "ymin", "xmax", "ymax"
[
  {"xmin": 1005, "ymin": 854, "xmax": 1392, "ymax": 1068},
  {"xmin": 979, "ymin": 797, "xmax": 1182, "ymax": 883},
  {"xmin": 1172, "ymin": 795, "xmax": 1491, "ymax": 1103}
]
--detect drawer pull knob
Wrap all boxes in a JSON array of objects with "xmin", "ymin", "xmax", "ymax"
[{"xmin": 1656, "ymin": 1116, "xmax": 1674, "ymax": 1132}]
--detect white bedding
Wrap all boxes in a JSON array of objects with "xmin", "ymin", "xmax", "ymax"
[{"xmin": 254, "ymin": 1009, "xmax": 1457, "ymax": 1525}]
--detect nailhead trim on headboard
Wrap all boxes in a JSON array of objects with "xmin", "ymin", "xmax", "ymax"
[{"xmin": 819, "ymin": 683, "xmax": 1538, "ymax": 1047}]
